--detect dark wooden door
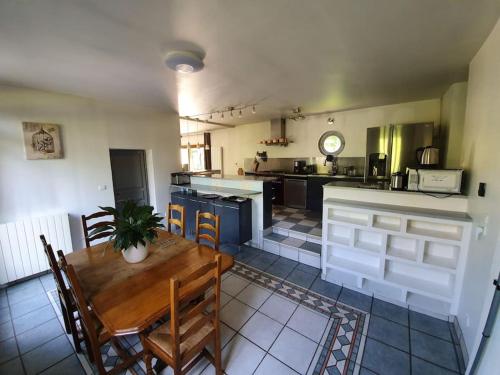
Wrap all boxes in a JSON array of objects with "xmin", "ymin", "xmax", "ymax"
[{"xmin": 109, "ymin": 149, "xmax": 149, "ymax": 211}]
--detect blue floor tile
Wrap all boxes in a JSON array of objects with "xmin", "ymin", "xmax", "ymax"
[
  {"xmin": 22, "ymin": 335, "xmax": 73, "ymax": 375},
  {"xmin": 0, "ymin": 356, "xmax": 24, "ymax": 375},
  {"xmin": 338, "ymin": 288, "xmax": 372, "ymax": 312},
  {"xmin": 285, "ymin": 269, "xmax": 316, "ymax": 289},
  {"xmin": 367, "ymin": 315, "xmax": 409, "ymax": 352},
  {"xmin": 361, "ymin": 337, "xmax": 410, "ymax": 375},
  {"xmin": 0, "ymin": 321, "xmax": 14, "ymax": 341},
  {"xmin": 299, "ymin": 241, "xmax": 321, "ymax": 254},
  {"xmin": 372, "ymin": 298, "xmax": 408, "ymax": 326},
  {"xmin": 265, "ymin": 233, "xmax": 287, "ymax": 242},
  {"xmin": 0, "ymin": 307, "xmax": 10, "ymax": 324},
  {"xmin": 410, "ymin": 330, "xmax": 458, "ymax": 372},
  {"xmin": 265, "ymin": 257, "xmax": 298, "ymax": 279},
  {"xmin": 40, "ymin": 354, "xmax": 85, "ymax": 375},
  {"xmin": 0, "ymin": 337, "xmax": 19, "ymax": 365},
  {"xmin": 409, "ymin": 311, "xmax": 452, "ymax": 341},
  {"xmin": 246, "ymin": 252, "xmax": 279, "ymax": 271},
  {"xmin": 12, "ymin": 305, "xmax": 56, "ymax": 335},
  {"xmin": 16, "ymin": 318, "xmax": 64, "ymax": 354},
  {"xmin": 309, "ymin": 277, "xmax": 341, "ymax": 300},
  {"xmin": 10, "ymin": 293, "xmax": 50, "ymax": 319},
  {"xmin": 289, "ymin": 224, "xmax": 312, "ymax": 233},
  {"xmin": 294, "ymin": 263, "xmax": 320, "ymax": 276},
  {"xmin": 411, "ymin": 356, "xmax": 458, "ymax": 375}
]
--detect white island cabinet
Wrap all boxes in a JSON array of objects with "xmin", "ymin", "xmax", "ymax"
[{"xmin": 321, "ymin": 191, "xmax": 472, "ymax": 318}]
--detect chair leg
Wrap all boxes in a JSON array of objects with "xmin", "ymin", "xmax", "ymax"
[
  {"xmin": 68, "ymin": 310, "xmax": 82, "ymax": 353},
  {"xmin": 214, "ymin": 331, "xmax": 222, "ymax": 375},
  {"xmin": 59, "ymin": 298, "xmax": 71, "ymax": 334},
  {"xmin": 143, "ymin": 350, "xmax": 153, "ymax": 375}
]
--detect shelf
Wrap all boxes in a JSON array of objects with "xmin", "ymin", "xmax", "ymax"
[
  {"xmin": 373, "ymin": 214, "xmax": 401, "ymax": 232},
  {"xmin": 387, "ymin": 235, "xmax": 418, "ymax": 261},
  {"xmin": 326, "ymin": 255, "xmax": 380, "ymax": 279},
  {"xmin": 423, "ymin": 241, "xmax": 459, "ymax": 270},
  {"xmin": 406, "ymin": 220, "xmax": 463, "ymax": 242},
  {"xmin": 327, "ymin": 208, "xmax": 369, "ymax": 226},
  {"xmin": 362, "ymin": 278, "xmax": 404, "ymax": 302},
  {"xmin": 385, "ymin": 260, "xmax": 454, "ymax": 299},
  {"xmin": 354, "ymin": 229, "xmax": 384, "ymax": 253},
  {"xmin": 326, "ymin": 223, "xmax": 351, "ymax": 246},
  {"xmin": 354, "ymin": 241, "xmax": 382, "ymax": 253},
  {"xmin": 423, "ymin": 254, "xmax": 458, "ymax": 270}
]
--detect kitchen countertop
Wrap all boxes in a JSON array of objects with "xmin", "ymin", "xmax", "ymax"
[
  {"xmin": 170, "ymin": 183, "xmax": 261, "ymax": 196},
  {"xmin": 194, "ymin": 174, "xmax": 278, "ymax": 182},
  {"xmin": 324, "ymin": 198, "xmax": 472, "ymax": 222},
  {"xmin": 245, "ymin": 171, "xmax": 364, "ymax": 179}
]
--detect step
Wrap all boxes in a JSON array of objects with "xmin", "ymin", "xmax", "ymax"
[{"xmin": 262, "ymin": 232, "xmax": 321, "ymax": 268}]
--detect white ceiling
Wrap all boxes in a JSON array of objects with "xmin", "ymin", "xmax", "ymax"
[{"xmin": 1, "ymin": 0, "xmax": 499, "ymax": 125}]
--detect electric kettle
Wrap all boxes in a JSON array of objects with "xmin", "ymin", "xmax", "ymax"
[{"xmin": 416, "ymin": 146, "xmax": 439, "ymax": 166}]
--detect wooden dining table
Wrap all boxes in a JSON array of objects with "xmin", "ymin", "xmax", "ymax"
[{"xmin": 65, "ymin": 230, "xmax": 234, "ymax": 336}]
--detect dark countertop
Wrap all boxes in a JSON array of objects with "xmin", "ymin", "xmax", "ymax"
[{"xmin": 245, "ymin": 171, "xmax": 364, "ymax": 180}]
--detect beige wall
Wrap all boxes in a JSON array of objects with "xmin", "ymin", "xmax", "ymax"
[
  {"xmin": 456, "ymin": 19, "xmax": 500, "ymax": 373},
  {"xmin": 211, "ymin": 99, "xmax": 441, "ymax": 175},
  {"xmin": 441, "ymin": 82, "xmax": 468, "ymax": 168},
  {"xmin": 0, "ymin": 86, "xmax": 180, "ymax": 250}
]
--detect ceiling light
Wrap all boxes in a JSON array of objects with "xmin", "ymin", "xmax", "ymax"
[
  {"xmin": 209, "ymin": 113, "xmax": 213, "ymax": 120},
  {"xmin": 252, "ymin": 106, "xmax": 256, "ymax": 114},
  {"xmin": 328, "ymin": 117, "xmax": 335, "ymax": 125},
  {"xmin": 164, "ymin": 50, "xmax": 204, "ymax": 73},
  {"xmin": 221, "ymin": 112, "xmax": 224, "ymax": 119},
  {"xmin": 238, "ymin": 109, "xmax": 243, "ymax": 118}
]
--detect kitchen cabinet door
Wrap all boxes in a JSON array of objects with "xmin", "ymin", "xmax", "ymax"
[{"xmin": 213, "ymin": 203, "xmax": 238, "ymax": 244}]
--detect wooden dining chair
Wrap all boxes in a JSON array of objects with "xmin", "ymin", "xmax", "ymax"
[
  {"xmin": 195, "ymin": 211, "xmax": 220, "ymax": 250},
  {"xmin": 39, "ymin": 235, "xmax": 84, "ymax": 353},
  {"xmin": 168, "ymin": 203, "xmax": 186, "ymax": 237},
  {"xmin": 140, "ymin": 254, "xmax": 223, "ymax": 375},
  {"xmin": 64, "ymin": 263, "xmax": 141, "ymax": 374},
  {"xmin": 81, "ymin": 211, "xmax": 114, "ymax": 248}
]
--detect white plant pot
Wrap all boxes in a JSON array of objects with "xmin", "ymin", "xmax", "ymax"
[{"xmin": 121, "ymin": 242, "xmax": 148, "ymax": 263}]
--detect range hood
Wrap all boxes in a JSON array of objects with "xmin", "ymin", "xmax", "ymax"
[{"xmin": 260, "ymin": 118, "xmax": 290, "ymax": 146}]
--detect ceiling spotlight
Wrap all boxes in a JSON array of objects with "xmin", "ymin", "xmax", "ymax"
[
  {"xmin": 209, "ymin": 113, "xmax": 213, "ymax": 120},
  {"xmin": 327, "ymin": 117, "xmax": 335, "ymax": 125},
  {"xmin": 221, "ymin": 112, "xmax": 224, "ymax": 119},
  {"xmin": 164, "ymin": 50, "xmax": 204, "ymax": 73},
  {"xmin": 238, "ymin": 109, "xmax": 243, "ymax": 118},
  {"xmin": 252, "ymin": 106, "xmax": 256, "ymax": 114},
  {"xmin": 230, "ymin": 110, "xmax": 234, "ymax": 118}
]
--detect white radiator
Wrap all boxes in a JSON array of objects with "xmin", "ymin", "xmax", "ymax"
[{"xmin": 0, "ymin": 213, "xmax": 73, "ymax": 284}]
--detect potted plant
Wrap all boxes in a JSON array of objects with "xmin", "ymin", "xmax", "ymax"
[{"xmin": 91, "ymin": 201, "xmax": 164, "ymax": 263}]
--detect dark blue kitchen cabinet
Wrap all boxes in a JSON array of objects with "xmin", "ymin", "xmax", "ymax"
[{"xmin": 170, "ymin": 192, "xmax": 252, "ymax": 245}]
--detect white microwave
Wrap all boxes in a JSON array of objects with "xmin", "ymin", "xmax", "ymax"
[{"xmin": 407, "ymin": 169, "xmax": 463, "ymax": 194}]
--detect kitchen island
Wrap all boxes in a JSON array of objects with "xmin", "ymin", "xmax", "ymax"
[
  {"xmin": 321, "ymin": 184, "xmax": 471, "ymax": 318},
  {"xmin": 171, "ymin": 175, "xmax": 274, "ymax": 247}
]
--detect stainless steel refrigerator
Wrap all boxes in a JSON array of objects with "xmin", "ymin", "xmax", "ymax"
[{"xmin": 364, "ymin": 122, "xmax": 435, "ymax": 181}]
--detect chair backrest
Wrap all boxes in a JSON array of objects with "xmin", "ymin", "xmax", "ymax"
[
  {"xmin": 168, "ymin": 203, "xmax": 186, "ymax": 238},
  {"xmin": 169, "ymin": 254, "xmax": 222, "ymax": 365},
  {"xmin": 64, "ymin": 263, "xmax": 101, "ymax": 361},
  {"xmin": 195, "ymin": 211, "xmax": 220, "ymax": 250},
  {"xmin": 81, "ymin": 211, "xmax": 114, "ymax": 248},
  {"xmin": 39, "ymin": 235, "xmax": 69, "ymax": 301}
]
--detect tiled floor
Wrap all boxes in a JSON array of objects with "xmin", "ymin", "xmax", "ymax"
[
  {"xmin": 272, "ymin": 206, "xmax": 322, "ymax": 239},
  {"xmin": 0, "ymin": 245, "xmax": 465, "ymax": 375}
]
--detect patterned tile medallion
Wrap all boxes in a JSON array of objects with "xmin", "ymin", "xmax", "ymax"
[{"xmin": 231, "ymin": 262, "xmax": 369, "ymax": 375}]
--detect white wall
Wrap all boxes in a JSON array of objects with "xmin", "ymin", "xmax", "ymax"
[
  {"xmin": 211, "ymin": 99, "xmax": 441, "ymax": 175},
  {"xmin": 440, "ymin": 82, "xmax": 468, "ymax": 168},
  {"xmin": 0, "ymin": 86, "xmax": 180, "ymax": 250},
  {"xmin": 455, "ymin": 19, "xmax": 500, "ymax": 372}
]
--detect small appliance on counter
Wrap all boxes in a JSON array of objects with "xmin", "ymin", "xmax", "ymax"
[
  {"xmin": 407, "ymin": 169, "xmax": 463, "ymax": 194},
  {"xmin": 293, "ymin": 160, "xmax": 306, "ymax": 174},
  {"xmin": 171, "ymin": 172, "xmax": 191, "ymax": 185},
  {"xmin": 416, "ymin": 146, "xmax": 440, "ymax": 167},
  {"xmin": 390, "ymin": 172, "xmax": 406, "ymax": 190}
]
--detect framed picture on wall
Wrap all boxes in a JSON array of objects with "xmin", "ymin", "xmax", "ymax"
[{"xmin": 22, "ymin": 122, "xmax": 63, "ymax": 160}]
